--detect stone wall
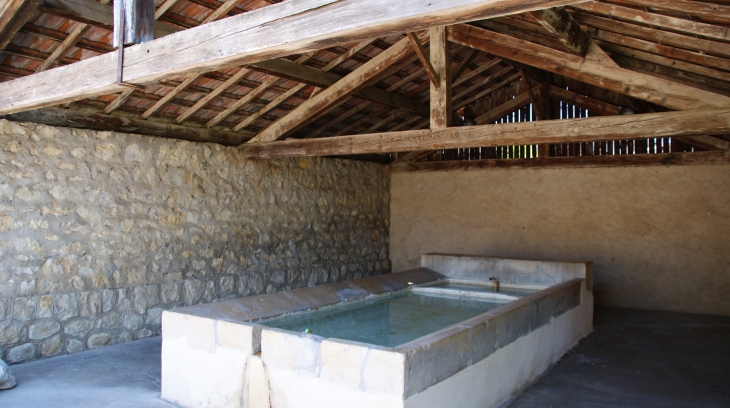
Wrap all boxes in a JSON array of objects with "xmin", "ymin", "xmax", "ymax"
[
  {"xmin": 390, "ymin": 164, "xmax": 730, "ymax": 316},
  {"xmin": 0, "ymin": 119, "xmax": 390, "ymax": 363}
]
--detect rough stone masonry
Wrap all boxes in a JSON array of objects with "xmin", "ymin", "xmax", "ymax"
[{"xmin": 0, "ymin": 119, "xmax": 390, "ymax": 364}]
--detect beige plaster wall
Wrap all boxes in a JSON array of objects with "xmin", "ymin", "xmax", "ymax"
[{"xmin": 390, "ymin": 164, "xmax": 730, "ymax": 316}]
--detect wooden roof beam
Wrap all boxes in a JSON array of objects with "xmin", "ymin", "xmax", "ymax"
[
  {"xmin": 239, "ymin": 108, "xmax": 730, "ymax": 158},
  {"xmin": 622, "ymin": 0, "xmax": 730, "ymax": 26},
  {"xmin": 0, "ymin": 0, "xmax": 583, "ymax": 115},
  {"xmin": 391, "ymin": 150, "xmax": 730, "ymax": 173},
  {"xmin": 2, "ymin": 107, "xmax": 250, "ymax": 145},
  {"xmin": 407, "ymin": 32, "xmax": 439, "ymax": 87},
  {"xmin": 448, "ymin": 24, "xmax": 730, "ymax": 111},
  {"xmin": 430, "ymin": 26, "xmax": 451, "ymax": 129}
]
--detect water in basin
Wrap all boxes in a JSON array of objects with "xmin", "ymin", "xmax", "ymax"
[{"xmin": 260, "ymin": 292, "xmax": 509, "ymax": 347}]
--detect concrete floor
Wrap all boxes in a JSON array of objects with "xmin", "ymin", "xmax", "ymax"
[
  {"xmin": 0, "ymin": 307, "xmax": 728, "ymax": 408},
  {"xmin": 0, "ymin": 337, "xmax": 174, "ymax": 408},
  {"xmin": 506, "ymin": 307, "xmax": 730, "ymax": 408}
]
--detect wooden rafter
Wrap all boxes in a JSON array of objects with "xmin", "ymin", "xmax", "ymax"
[
  {"xmin": 141, "ymin": 73, "xmax": 201, "ymax": 118},
  {"xmin": 0, "ymin": 0, "xmax": 43, "ymax": 52},
  {"xmin": 573, "ymin": 12, "xmax": 730, "ymax": 59},
  {"xmin": 35, "ymin": 22, "xmax": 89, "ymax": 72},
  {"xmin": 249, "ymin": 36, "xmax": 416, "ymax": 143},
  {"xmin": 250, "ymin": 57, "xmax": 428, "ymax": 116},
  {"xmin": 452, "ymin": 49, "xmax": 479, "ymax": 81},
  {"xmin": 407, "ymin": 32, "xmax": 439, "ymax": 87},
  {"xmin": 240, "ymin": 108, "xmax": 730, "ymax": 158},
  {"xmin": 574, "ymin": 1, "xmax": 730, "ymax": 42},
  {"xmin": 0, "ymin": 0, "xmax": 583, "ymax": 115},
  {"xmin": 448, "ymin": 24, "xmax": 730, "ymax": 111},
  {"xmin": 174, "ymin": 68, "xmax": 252, "ymax": 124},
  {"xmin": 231, "ymin": 40, "xmax": 376, "ymax": 131}
]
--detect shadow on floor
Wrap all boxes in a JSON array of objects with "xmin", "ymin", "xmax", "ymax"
[
  {"xmin": 0, "ymin": 337, "xmax": 173, "ymax": 408},
  {"xmin": 505, "ymin": 307, "xmax": 730, "ymax": 408}
]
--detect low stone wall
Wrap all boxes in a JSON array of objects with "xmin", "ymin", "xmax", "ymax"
[{"xmin": 0, "ymin": 119, "xmax": 391, "ymax": 363}]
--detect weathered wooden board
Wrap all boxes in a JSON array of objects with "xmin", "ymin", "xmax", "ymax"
[
  {"xmin": 2, "ymin": 107, "xmax": 250, "ymax": 145},
  {"xmin": 239, "ymin": 108, "xmax": 730, "ymax": 158},
  {"xmin": 391, "ymin": 150, "xmax": 730, "ymax": 173}
]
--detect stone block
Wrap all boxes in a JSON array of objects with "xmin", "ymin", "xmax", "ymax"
[
  {"xmin": 66, "ymin": 338, "xmax": 84, "ymax": 354},
  {"xmin": 234, "ymin": 292, "xmax": 307, "ymax": 320},
  {"xmin": 96, "ymin": 311, "xmax": 122, "ymax": 329},
  {"xmin": 87, "ymin": 332, "xmax": 112, "ymax": 349},
  {"xmin": 102, "ymin": 289, "xmax": 116, "ymax": 313},
  {"xmin": 28, "ymin": 319, "xmax": 61, "ymax": 340},
  {"xmin": 79, "ymin": 291, "xmax": 102, "ymax": 318},
  {"xmin": 12, "ymin": 297, "xmax": 36, "ymax": 323},
  {"xmin": 315, "ymin": 282, "xmax": 369, "ymax": 303},
  {"xmin": 184, "ymin": 279, "xmax": 204, "ymax": 306},
  {"xmin": 54, "ymin": 293, "xmax": 79, "ymax": 321},
  {"xmin": 132, "ymin": 286, "xmax": 148, "ymax": 314},
  {"xmin": 362, "ymin": 347, "xmax": 406, "ymax": 397},
  {"xmin": 37, "ymin": 295, "xmax": 53, "ymax": 318},
  {"xmin": 115, "ymin": 330, "xmax": 133, "ymax": 344},
  {"xmin": 116, "ymin": 288, "xmax": 131, "ymax": 312},
  {"xmin": 146, "ymin": 284, "xmax": 161, "ymax": 307},
  {"xmin": 492, "ymin": 299, "xmax": 534, "ymax": 350},
  {"xmin": 64, "ymin": 318, "xmax": 94, "ymax": 338},
  {"xmin": 135, "ymin": 328, "xmax": 154, "ymax": 340},
  {"xmin": 0, "ymin": 358, "xmax": 16, "ymax": 389},
  {"xmin": 460, "ymin": 313, "xmax": 498, "ymax": 364},
  {"xmin": 40, "ymin": 334, "xmax": 62, "ymax": 357},
  {"xmin": 320, "ymin": 339, "xmax": 370, "ymax": 389},
  {"xmin": 161, "ymin": 282, "xmax": 183, "ymax": 304},
  {"xmin": 203, "ymin": 280, "xmax": 216, "ymax": 303},
  {"xmin": 349, "ymin": 276, "xmax": 403, "ymax": 295},
  {"xmin": 216, "ymin": 320, "xmax": 261, "ymax": 354},
  {"xmin": 122, "ymin": 312, "xmax": 144, "ymax": 332},
  {"xmin": 145, "ymin": 307, "xmax": 164, "ymax": 326},
  {"xmin": 6, "ymin": 343, "xmax": 35, "ymax": 363},
  {"xmin": 219, "ymin": 276, "xmax": 235, "ymax": 297},
  {"xmin": 400, "ymin": 326, "xmax": 471, "ymax": 398},
  {"xmin": 0, "ymin": 299, "xmax": 8, "ymax": 319},
  {"xmin": 0, "ymin": 320, "xmax": 26, "ymax": 347},
  {"xmin": 161, "ymin": 311, "xmax": 216, "ymax": 353},
  {"xmin": 261, "ymin": 328, "xmax": 322, "ymax": 378},
  {"xmin": 178, "ymin": 301, "xmax": 257, "ymax": 324},
  {"xmin": 282, "ymin": 286, "xmax": 340, "ymax": 310}
]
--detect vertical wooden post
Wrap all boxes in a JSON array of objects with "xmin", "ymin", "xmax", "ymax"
[
  {"xmin": 114, "ymin": 0, "xmax": 155, "ymax": 47},
  {"xmin": 430, "ymin": 26, "xmax": 451, "ymax": 129}
]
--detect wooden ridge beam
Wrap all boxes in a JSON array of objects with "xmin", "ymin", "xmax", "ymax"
[
  {"xmin": 0, "ymin": 0, "xmax": 43, "ymax": 52},
  {"xmin": 251, "ymin": 58, "xmax": 429, "ymax": 116},
  {"xmin": 447, "ymin": 24, "xmax": 730, "ymax": 111},
  {"xmin": 2, "ymin": 107, "xmax": 250, "ymax": 145},
  {"xmin": 0, "ymin": 0, "xmax": 582, "ymax": 115},
  {"xmin": 250, "ymin": 36, "xmax": 415, "ymax": 143},
  {"xmin": 238, "ymin": 108, "xmax": 730, "ymax": 158},
  {"xmin": 391, "ymin": 150, "xmax": 730, "ymax": 173}
]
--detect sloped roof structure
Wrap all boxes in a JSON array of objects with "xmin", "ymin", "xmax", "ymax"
[{"xmin": 0, "ymin": 0, "xmax": 728, "ymax": 166}]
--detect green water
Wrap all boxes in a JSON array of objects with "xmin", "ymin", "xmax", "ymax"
[{"xmin": 261, "ymin": 292, "xmax": 509, "ymax": 347}]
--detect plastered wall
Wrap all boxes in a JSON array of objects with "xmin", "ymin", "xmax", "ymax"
[
  {"xmin": 390, "ymin": 164, "xmax": 730, "ymax": 316},
  {"xmin": 0, "ymin": 119, "xmax": 390, "ymax": 363}
]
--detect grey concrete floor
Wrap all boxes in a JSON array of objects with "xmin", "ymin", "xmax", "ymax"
[
  {"xmin": 0, "ymin": 337, "xmax": 174, "ymax": 408},
  {"xmin": 0, "ymin": 307, "xmax": 728, "ymax": 408},
  {"xmin": 506, "ymin": 307, "xmax": 730, "ymax": 408}
]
